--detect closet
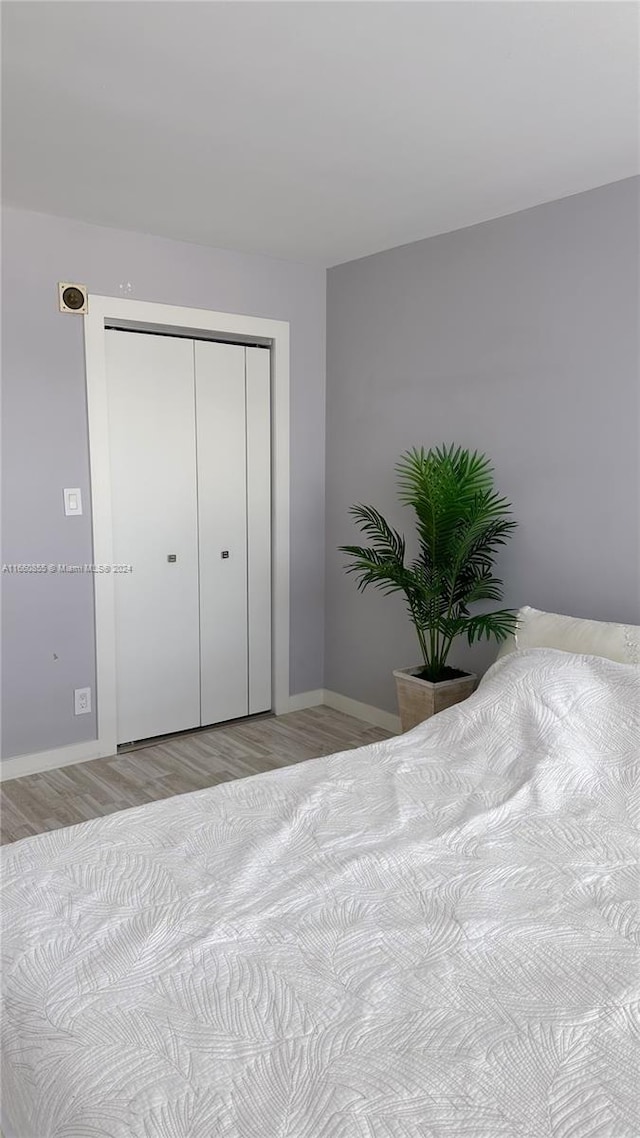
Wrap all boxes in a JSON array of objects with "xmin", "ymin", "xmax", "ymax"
[{"xmin": 105, "ymin": 329, "xmax": 271, "ymax": 745}]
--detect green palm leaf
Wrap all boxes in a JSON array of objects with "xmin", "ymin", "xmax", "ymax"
[{"xmin": 340, "ymin": 445, "xmax": 517, "ymax": 679}]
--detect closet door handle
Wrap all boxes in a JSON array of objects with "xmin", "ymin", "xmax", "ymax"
[
  {"xmin": 221, "ymin": 550, "xmax": 230, "ymax": 559},
  {"xmin": 167, "ymin": 554, "xmax": 177, "ymax": 563}
]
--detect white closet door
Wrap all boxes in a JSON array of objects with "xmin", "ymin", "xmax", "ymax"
[
  {"xmin": 196, "ymin": 341, "xmax": 249, "ymax": 724},
  {"xmin": 106, "ymin": 331, "xmax": 200, "ymax": 744},
  {"xmin": 246, "ymin": 347, "xmax": 272, "ymax": 714}
]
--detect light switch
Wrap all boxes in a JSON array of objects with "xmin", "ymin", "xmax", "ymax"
[{"xmin": 64, "ymin": 488, "xmax": 83, "ymax": 516}]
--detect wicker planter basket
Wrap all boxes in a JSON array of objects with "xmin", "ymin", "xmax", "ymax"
[{"xmin": 393, "ymin": 667, "xmax": 476, "ymax": 733}]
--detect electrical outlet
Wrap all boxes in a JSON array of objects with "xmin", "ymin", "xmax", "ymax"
[{"xmin": 74, "ymin": 687, "xmax": 92, "ymax": 715}]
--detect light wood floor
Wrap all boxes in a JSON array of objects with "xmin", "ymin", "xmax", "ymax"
[{"xmin": 0, "ymin": 707, "xmax": 391, "ymax": 845}]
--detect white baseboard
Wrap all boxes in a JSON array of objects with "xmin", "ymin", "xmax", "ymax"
[
  {"xmin": 322, "ymin": 690, "xmax": 401, "ymax": 735},
  {"xmin": 0, "ymin": 690, "xmax": 399, "ymax": 781},
  {"xmin": 0, "ymin": 739, "xmax": 113, "ymax": 782},
  {"xmin": 284, "ymin": 688, "xmax": 400, "ymax": 733},
  {"xmin": 284, "ymin": 689, "xmax": 325, "ymax": 712}
]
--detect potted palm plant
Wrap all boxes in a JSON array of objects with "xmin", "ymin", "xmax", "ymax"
[{"xmin": 340, "ymin": 445, "xmax": 517, "ymax": 731}]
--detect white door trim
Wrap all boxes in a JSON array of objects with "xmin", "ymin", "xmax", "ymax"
[{"xmin": 84, "ymin": 294, "xmax": 290, "ymax": 761}]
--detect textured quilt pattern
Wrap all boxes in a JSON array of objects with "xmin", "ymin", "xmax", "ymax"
[{"xmin": 2, "ymin": 649, "xmax": 639, "ymax": 1137}]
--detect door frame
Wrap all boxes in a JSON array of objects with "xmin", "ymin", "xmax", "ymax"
[{"xmin": 84, "ymin": 294, "xmax": 290, "ymax": 759}]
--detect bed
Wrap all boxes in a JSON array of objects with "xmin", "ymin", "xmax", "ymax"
[{"xmin": 2, "ymin": 647, "xmax": 639, "ymax": 1137}]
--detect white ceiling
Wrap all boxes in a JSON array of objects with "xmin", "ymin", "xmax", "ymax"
[{"xmin": 2, "ymin": 2, "xmax": 638, "ymax": 266}]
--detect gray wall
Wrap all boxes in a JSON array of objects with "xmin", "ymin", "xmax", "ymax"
[
  {"xmin": 3, "ymin": 177, "xmax": 638, "ymax": 755},
  {"xmin": 325, "ymin": 178, "xmax": 640, "ymax": 714},
  {"xmin": 2, "ymin": 207, "xmax": 326, "ymax": 758}
]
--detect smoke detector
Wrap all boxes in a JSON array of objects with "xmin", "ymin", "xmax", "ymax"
[{"xmin": 58, "ymin": 282, "xmax": 88, "ymax": 314}]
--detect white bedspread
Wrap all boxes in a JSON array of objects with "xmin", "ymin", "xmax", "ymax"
[{"xmin": 2, "ymin": 649, "xmax": 639, "ymax": 1138}]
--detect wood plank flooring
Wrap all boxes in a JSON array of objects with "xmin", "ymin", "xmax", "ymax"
[{"xmin": 0, "ymin": 707, "xmax": 392, "ymax": 845}]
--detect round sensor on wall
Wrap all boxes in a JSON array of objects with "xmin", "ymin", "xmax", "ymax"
[{"xmin": 58, "ymin": 282, "xmax": 88, "ymax": 314}]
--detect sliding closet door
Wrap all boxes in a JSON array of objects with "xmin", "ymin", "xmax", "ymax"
[
  {"xmin": 107, "ymin": 332, "xmax": 272, "ymax": 741},
  {"xmin": 246, "ymin": 347, "xmax": 272, "ymax": 714},
  {"xmin": 106, "ymin": 331, "xmax": 201, "ymax": 743},
  {"xmin": 196, "ymin": 343, "xmax": 272, "ymax": 723},
  {"xmin": 196, "ymin": 342, "xmax": 249, "ymax": 724}
]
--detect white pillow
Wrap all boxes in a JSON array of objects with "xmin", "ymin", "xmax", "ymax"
[{"xmin": 497, "ymin": 605, "xmax": 640, "ymax": 666}]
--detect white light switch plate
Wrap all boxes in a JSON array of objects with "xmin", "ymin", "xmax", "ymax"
[{"xmin": 64, "ymin": 488, "xmax": 82, "ymax": 516}]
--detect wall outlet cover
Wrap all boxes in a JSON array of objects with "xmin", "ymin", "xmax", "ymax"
[{"xmin": 74, "ymin": 687, "xmax": 92, "ymax": 715}]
